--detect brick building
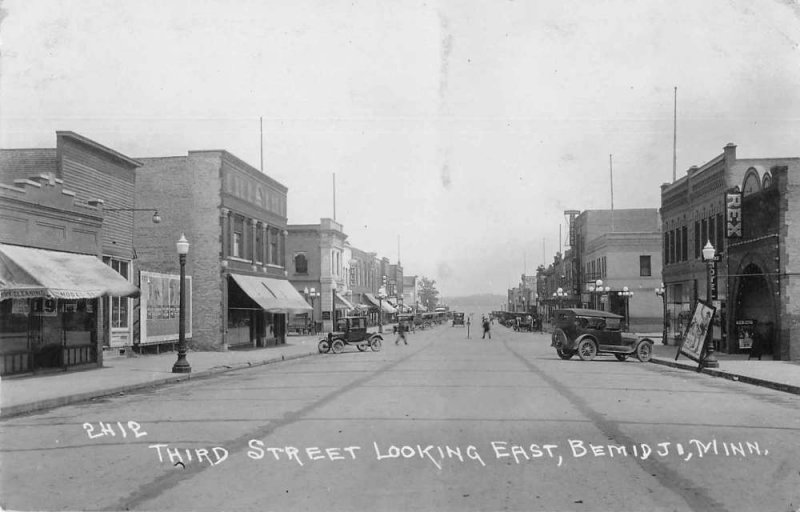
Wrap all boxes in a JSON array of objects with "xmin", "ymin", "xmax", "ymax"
[
  {"xmin": 135, "ymin": 150, "xmax": 309, "ymax": 351},
  {"xmin": 660, "ymin": 143, "xmax": 799, "ymax": 353},
  {"xmin": 1, "ymin": 132, "xmax": 143, "ymax": 352},
  {"xmin": 286, "ymin": 218, "xmax": 353, "ymax": 333},
  {"xmin": 0, "ymin": 174, "xmax": 138, "ymax": 375}
]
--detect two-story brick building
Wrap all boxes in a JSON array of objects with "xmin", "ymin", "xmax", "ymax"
[{"xmin": 135, "ymin": 150, "xmax": 310, "ymax": 351}]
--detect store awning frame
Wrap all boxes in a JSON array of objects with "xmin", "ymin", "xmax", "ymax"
[
  {"xmin": 334, "ymin": 291, "xmax": 355, "ymax": 310},
  {"xmin": 0, "ymin": 243, "xmax": 139, "ymax": 300},
  {"xmin": 229, "ymin": 274, "xmax": 312, "ymax": 314},
  {"xmin": 364, "ymin": 293, "xmax": 396, "ymax": 313}
]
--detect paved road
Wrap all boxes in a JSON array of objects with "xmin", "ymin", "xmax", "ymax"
[{"xmin": 1, "ymin": 324, "xmax": 799, "ymax": 511}]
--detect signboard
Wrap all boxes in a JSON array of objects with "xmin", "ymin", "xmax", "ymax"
[
  {"xmin": 676, "ymin": 300, "xmax": 716, "ymax": 365},
  {"xmin": 709, "ymin": 261, "xmax": 718, "ymax": 300},
  {"xmin": 736, "ymin": 319, "xmax": 755, "ymax": 349},
  {"xmin": 139, "ymin": 271, "xmax": 193, "ymax": 345},
  {"xmin": 726, "ymin": 192, "xmax": 742, "ymax": 238},
  {"xmin": 322, "ymin": 311, "xmax": 331, "ymax": 320}
]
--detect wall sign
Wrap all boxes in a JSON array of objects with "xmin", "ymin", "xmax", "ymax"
[{"xmin": 726, "ymin": 192, "xmax": 742, "ymax": 238}]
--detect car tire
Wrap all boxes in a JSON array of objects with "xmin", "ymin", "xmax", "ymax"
[
  {"xmin": 370, "ymin": 336, "xmax": 382, "ymax": 352},
  {"xmin": 636, "ymin": 341, "xmax": 653, "ymax": 362},
  {"xmin": 357, "ymin": 343, "xmax": 367, "ymax": 352},
  {"xmin": 318, "ymin": 340, "xmax": 330, "ymax": 353},
  {"xmin": 614, "ymin": 354, "xmax": 628, "ymax": 361},
  {"xmin": 331, "ymin": 340, "xmax": 345, "ymax": 354},
  {"xmin": 556, "ymin": 349, "xmax": 575, "ymax": 360},
  {"xmin": 577, "ymin": 338, "xmax": 597, "ymax": 361}
]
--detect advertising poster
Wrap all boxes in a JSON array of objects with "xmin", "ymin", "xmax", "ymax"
[
  {"xmin": 677, "ymin": 300, "xmax": 716, "ymax": 365},
  {"xmin": 140, "ymin": 271, "xmax": 192, "ymax": 344}
]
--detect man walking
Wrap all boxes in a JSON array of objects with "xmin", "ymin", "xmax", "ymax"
[
  {"xmin": 482, "ymin": 316, "xmax": 491, "ymax": 339},
  {"xmin": 395, "ymin": 321, "xmax": 408, "ymax": 345}
]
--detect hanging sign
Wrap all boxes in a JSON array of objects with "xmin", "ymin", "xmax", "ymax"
[{"xmin": 726, "ymin": 192, "xmax": 742, "ymax": 238}]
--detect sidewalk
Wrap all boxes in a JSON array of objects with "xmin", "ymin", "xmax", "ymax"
[
  {"xmin": 648, "ymin": 338, "xmax": 800, "ymax": 395},
  {"xmin": 0, "ymin": 334, "xmax": 323, "ymax": 419}
]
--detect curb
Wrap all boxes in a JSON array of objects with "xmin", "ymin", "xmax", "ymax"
[
  {"xmin": 649, "ymin": 357, "xmax": 800, "ymax": 396},
  {"xmin": 0, "ymin": 350, "xmax": 318, "ymax": 419}
]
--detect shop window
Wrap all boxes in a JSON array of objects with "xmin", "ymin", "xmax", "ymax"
[
  {"xmin": 103, "ymin": 257, "xmax": 130, "ymax": 329},
  {"xmin": 294, "ymin": 253, "xmax": 308, "ymax": 274},
  {"xmin": 640, "ymin": 255, "xmax": 652, "ymax": 277}
]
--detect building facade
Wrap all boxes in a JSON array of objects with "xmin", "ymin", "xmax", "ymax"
[
  {"xmin": 660, "ymin": 143, "xmax": 799, "ymax": 353},
  {"xmin": 1, "ymin": 132, "xmax": 143, "ymax": 352},
  {"xmin": 0, "ymin": 174, "xmax": 138, "ymax": 375},
  {"xmin": 135, "ymin": 150, "xmax": 309, "ymax": 351},
  {"xmin": 286, "ymin": 218, "xmax": 352, "ymax": 333}
]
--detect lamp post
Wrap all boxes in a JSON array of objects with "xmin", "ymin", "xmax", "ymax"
[
  {"xmin": 553, "ymin": 287, "xmax": 567, "ymax": 309},
  {"xmin": 595, "ymin": 279, "xmax": 603, "ymax": 309},
  {"xmin": 377, "ymin": 285, "xmax": 387, "ymax": 333},
  {"xmin": 620, "ymin": 286, "xmax": 634, "ymax": 330},
  {"xmin": 172, "ymin": 234, "xmax": 191, "ymax": 373},
  {"xmin": 304, "ymin": 287, "xmax": 320, "ymax": 334},
  {"xmin": 655, "ymin": 283, "xmax": 667, "ymax": 345},
  {"xmin": 702, "ymin": 240, "xmax": 720, "ymax": 368},
  {"xmin": 331, "ymin": 281, "xmax": 337, "ymax": 332}
]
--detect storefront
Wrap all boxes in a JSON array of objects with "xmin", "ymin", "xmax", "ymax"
[
  {"xmin": 0, "ymin": 244, "xmax": 139, "ymax": 375},
  {"xmin": 226, "ymin": 273, "xmax": 311, "ymax": 348}
]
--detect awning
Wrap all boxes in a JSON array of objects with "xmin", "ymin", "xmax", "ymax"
[
  {"xmin": 334, "ymin": 291, "xmax": 355, "ymax": 310},
  {"xmin": 0, "ymin": 243, "xmax": 139, "ymax": 300},
  {"xmin": 229, "ymin": 274, "xmax": 312, "ymax": 314},
  {"xmin": 364, "ymin": 293, "xmax": 396, "ymax": 313}
]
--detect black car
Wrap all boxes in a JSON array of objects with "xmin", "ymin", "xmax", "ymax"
[{"xmin": 550, "ymin": 308, "xmax": 653, "ymax": 362}]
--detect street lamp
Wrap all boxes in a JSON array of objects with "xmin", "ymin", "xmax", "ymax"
[
  {"xmin": 377, "ymin": 282, "xmax": 387, "ymax": 333},
  {"xmin": 331, "ymin": 281, "xmax": 337, "ymax": 332},
  {"xmin": 620, "ymin": 286, "xmax": 634, "ymax": 330},
  {"xmin": 655, "ymin": 284, "xmax": 667, "ymax": 345},
  {"xmin": 553, "ymin": 287, "xmax": 567, "ymax": 309},
  {"xmin": 172, "ymin": 234, "xmax": 191, "ymax": 373},
  {"xmin": 702, "ymin": 240, "xmax": 719, "ymax": 368},
  {"xmin": 304, "ymin": 287, "xmax": 320, "ymax": 334}
]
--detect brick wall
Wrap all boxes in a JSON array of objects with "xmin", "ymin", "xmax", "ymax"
[{"xmin": 135, "ymin": 154, "xmax": 224, "ymax": 350}]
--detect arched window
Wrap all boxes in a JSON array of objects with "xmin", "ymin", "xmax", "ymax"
[
  {"xmin": 742, "ymin": 169, "xmax": 761, "ymax": 196},
  {"xmin": 762, "ymin": 173, "xmax": 772, "ymax": 189},
  {"xmin": 294, "ymin": 253, "xmax": 308, "ymax": 274}
]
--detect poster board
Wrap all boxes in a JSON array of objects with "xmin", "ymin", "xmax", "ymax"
[
  {"xmin": 676, "ymin": 300, "xmax": 716, "ymax": 366},
  {"xmin": 139, "ymin": 271, "xmax": 192, "ymax": 345},
  {"xmin": 736, "ymin": 319, "xmax": 755, "ymax": 349}
]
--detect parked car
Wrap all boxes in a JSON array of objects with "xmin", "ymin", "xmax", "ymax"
[
  {"xmin": 550, "ymin": 308, "xmax": 653, "ymax": 362},
  {"xmin": 318, "ymin": 316, "xmax": 383, "ymax": 354}
]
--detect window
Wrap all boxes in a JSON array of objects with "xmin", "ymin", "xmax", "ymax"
[
  {"xmin": 640, "ymin": 255, "xmax": 652, "ymax": 277},
  {"xmin": 701, "ymin": 218, "xmax": 708, "ymax": 249},
  {"xmin": 664, "ymin": 233, "xmax": 669, "ymax": 265},
  {"xmin": 708, "ymin": 217, "xmax": 715, "ymax": 252},
  {"xmin": 681, "ymin": 226, "xmax": 688, "ymax": 261},
  {"xmin": 716, "ymin": 214, "xmax": 724, "ymax": 253},
  {"xmin": 294, "ymin": 253, "xmax": 308, "ymax": 274},
  {"xmin": 255, "ymin": 227, "xmax": 263, "ymax": 262},
  {"xmin": 694, "ymin": 221, "xmax": 701, "ymax": 259},
  {"xmin": 270, "ymin": 229, "xmax": 278, "ymax": 264},
  {"xmin": 233, "ymin": 216, "xmax": 244, "ymax": 258},
  {"xmin": 675, "ymin": 228, "xmax": 682, "ymax": 263},
  {"xmin": 103, "ymin": 257, "xmax": 130, "ymax": 329}
]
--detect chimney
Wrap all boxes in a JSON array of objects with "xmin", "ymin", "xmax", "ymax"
[{"xmin": 723, "ymin": 143, "xmax": 737, "ymax": 165}]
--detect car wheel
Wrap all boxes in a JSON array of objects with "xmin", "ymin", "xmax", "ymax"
[
  {"xmin": 357, "ymin": 343, "xmax": 367, "ymax": 352},
  {"xmin": 556, "ymin": 349, "xmax": 574, "ymax": 360},
  {"xmin": 636, "ymin": 341, "xmax": 653, "ymax": 362},
  {"xmin": 370, "ymin": 337, "xmax": 382, "ymax": 352},
  {"xmin": 317, "ymin": 340, "xmax": 330, "ymax": 353},
  {"xmin": 577, "ymin": 338, "xmax": 597, "ymax": 361},
  {"xmin": 331, "ymin": 340, "xmax": 345, "ymax": 354}
]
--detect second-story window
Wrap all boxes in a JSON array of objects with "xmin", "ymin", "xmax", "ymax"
[
  {"xmin": 270, "ymin": 230, "xmax": 278, "ymax": 265},
  {"xmin": 233, "ymin": 216, "xmax": 244, "ymax": 258},
  {"xmin": 294, "ymin": 253, "xmax": 308, "ymax": 274},
  {"xmin": 640, "ymin": 255, "xmax": 652, "ymax": 277}
]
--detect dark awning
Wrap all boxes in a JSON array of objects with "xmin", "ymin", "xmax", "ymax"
[
  {"xmin": 229, "ymin": 274, "xmax": 312, "ymax": 314},
  {"xmin": 0, "ymin": 243, "xmax": 139, "ymax": 300}
]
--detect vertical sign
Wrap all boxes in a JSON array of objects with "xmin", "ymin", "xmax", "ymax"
[
  {"xmin": 709, "ymin": 261, "xmax": 718, "ymax": 300},
  {"xmin": 726, "ymin": 192, "xmax": 742, "ymax": 238}
]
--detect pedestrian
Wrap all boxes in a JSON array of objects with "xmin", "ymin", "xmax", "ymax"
[
  {"xmin": 482, "ymin": 316, "xmax": 491, "ymax": 339},
  {"xmin": 395, "ymin": 320, "xmax": 408, "ymax": 345}
]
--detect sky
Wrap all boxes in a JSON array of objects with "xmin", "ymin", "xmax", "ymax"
[{"xmin": 1, "ymin": 0, "xmax": 799, "ymax": 297}]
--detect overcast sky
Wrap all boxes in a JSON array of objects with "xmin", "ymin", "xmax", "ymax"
[{"xmin": 2, "ymin": 0, "xmax": 799, "ymax": 297}]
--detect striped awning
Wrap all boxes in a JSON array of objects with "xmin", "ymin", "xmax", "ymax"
[{"xmin": 0, "ymin": 243, "xmax": 139, "ymax": 300}]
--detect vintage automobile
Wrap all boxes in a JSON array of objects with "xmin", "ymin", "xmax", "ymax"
[
  {"xmin": 550, "ymin": 308, "xmax": 653, "ymax": 362},
  {"xmin": 318, "ymin": 316, "xmax": 383, "ymax": 354},
  {"xmin": 451, "ymin": 312, "xmax": 465, "ymax": 327}
]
